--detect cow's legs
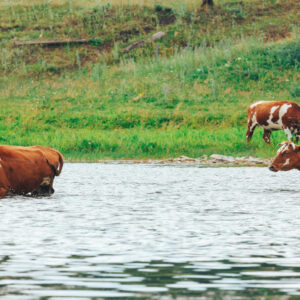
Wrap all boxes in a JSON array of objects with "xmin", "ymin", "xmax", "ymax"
[
  {"xmin": 284, "ymin": 127, "xmax": 292, "ymax": 141},
  {"xmin": 0, "ymin": 187, "xmax": 8, "ymax": 198},
  {"xmin": 246, "ymin": 121, "xmax": 256, "ymax": 144},
  {"xmin": 31, "ymin": 177, "xmax": 54, "ymax": 196},
  {"xmin": 263, "ymin": 129, "xmax": 271, "ymax": 145},
  {"xmin": 32, "ymin": 185, "xmax": 54, "ymax": 196}
]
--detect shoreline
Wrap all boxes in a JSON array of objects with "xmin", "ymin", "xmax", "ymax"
[{"xmin": 67, "ymin": 154, "xmax": 272, "ymax": 167}]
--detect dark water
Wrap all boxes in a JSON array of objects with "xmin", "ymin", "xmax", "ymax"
[{"xmin": 0, "ymin": 164, "xmax": 300, "ymax": 299}]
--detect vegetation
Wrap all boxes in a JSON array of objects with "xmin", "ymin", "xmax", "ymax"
[{"xmin": 0, "ymin": 0, "xmax": 299, "ymax": 160}]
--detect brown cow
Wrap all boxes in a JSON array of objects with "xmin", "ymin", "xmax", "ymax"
[
  {"xmin": 0, "ymin": 145, "xmax": 63, "ymax": 198},
  {"xmin": 246, "ymin": 101, "xmax": 300, "ymax": 144},
  {"xmin": 269, "ymin": 141, "xmax": 300, "ymax": 172}
]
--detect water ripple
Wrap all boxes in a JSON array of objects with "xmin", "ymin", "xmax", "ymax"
[{"xmin": 0, "ymin": 164, "xmax": 299, "ymax": 299}]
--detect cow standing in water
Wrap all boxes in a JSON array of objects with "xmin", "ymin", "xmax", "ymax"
[
  {"xmin": 269, "ymin": 141, "xmax": 300, "ymax": 172},
  {"xmin": 0, "ymin": 145, "xmax": 63, "ymax": 198},
  {"xmin": 246, "ymin": 101, "xmax": 300, "ymax": 144}
]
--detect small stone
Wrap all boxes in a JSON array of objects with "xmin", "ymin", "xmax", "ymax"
[{"xmin": 247, "ymin": 156, "xmax": 265, "ymax": 164}]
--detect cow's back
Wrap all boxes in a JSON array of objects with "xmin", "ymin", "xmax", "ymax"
[{"xmin": 248, "ymin": 101, "xmax": 299, "ymax": 129}]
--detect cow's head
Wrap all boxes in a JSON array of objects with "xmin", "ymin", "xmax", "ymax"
[{"xmin": 269, "ymin": 141, "xmax": 300, "ymax": 172}]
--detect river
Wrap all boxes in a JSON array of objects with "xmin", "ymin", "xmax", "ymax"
[{"xmin": 0, "ymin": 164, "xmax": 299, "ymax": 299}]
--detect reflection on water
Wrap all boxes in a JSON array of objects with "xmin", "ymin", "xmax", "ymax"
[{"xmin": 0, "ymin": 164, "xmax": 300, "ymax": 299}]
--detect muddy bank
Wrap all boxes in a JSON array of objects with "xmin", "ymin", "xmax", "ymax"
[{"xmin": 97, "ymin": 154, "xmax": 272, "ymax": 167}]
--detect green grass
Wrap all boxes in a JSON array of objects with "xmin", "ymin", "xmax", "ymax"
[
  {"xmin": 0, "ymin": 127, "xmax": 288, "ymax": 161},
  {"xmin": 0, "ymin": 0, "xmax": 299, "ymax": 160}
]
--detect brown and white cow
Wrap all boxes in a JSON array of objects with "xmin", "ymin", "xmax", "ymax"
[
  {"xmin": 0, "ymin": 145, "xmax": 63, "ymax": 198},
  {"xmin": 269, "ymin": 141, "xmax": 300, "ymax": 172},
  {"xmin": 246, "ymin": 101, "xmax": 300, "ymax": 144}
]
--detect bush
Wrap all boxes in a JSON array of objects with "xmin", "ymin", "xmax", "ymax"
[
  {"xmin": 288, "ymin": 82, "xmax": 300, "ymax": 98},
  {"xmin": 268, "ymin": 39, "xmax": 300, "ymax": 67}
]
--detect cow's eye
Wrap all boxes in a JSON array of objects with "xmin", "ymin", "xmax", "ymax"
[{"xmin": 282, "ymin": 152, "xmax": 289, "ymax": 156}]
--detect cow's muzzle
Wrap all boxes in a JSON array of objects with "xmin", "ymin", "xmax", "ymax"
[{"xmin": 269, "ymin": 165, "xmax": 276, "ymax": 172}]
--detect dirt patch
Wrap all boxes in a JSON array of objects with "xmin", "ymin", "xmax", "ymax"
[
  {"xmin": 155, "ymin": 6, "xmax": 176, "ymax": 25},
  {"xmin": 0, "ymin": 25, "xmax": 24, "ymax": 32},
  {"xmin": 264, "ymin": 25, "xmax": 291, "ymax": 41}
]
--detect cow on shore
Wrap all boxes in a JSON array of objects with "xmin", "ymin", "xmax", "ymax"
[
  {"xmin": 269, "ymin": 141, "xmax": 300, "ymax": 172},
  {"xmin": 246, "ymin": 101, "xmax": 300, "ymax": 145},
  {"xmin": 0, "ymin": 145, "xmax": 63, "ymax": 198}
]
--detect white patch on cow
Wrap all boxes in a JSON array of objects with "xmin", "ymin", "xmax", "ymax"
[
  {"xmin": 277, "ymin": 142, "xmax": 296, "ymax": 154},
  {"xmin": 41, "ymin": 177, "xmax": 51, "ymax": 186},
  {"xmin": 277, "ymin": 143, "xmax": 289, "ymax": 154},
  {"xmin": 262, "ymin": 104, "xmax": 292, "ymax": 130},
  {"xmin": 291, "ymin": 142, "xmax": 296, "ymax": 150},
  {"xmin": 284, "ymin": 128, "xmax": 293, "ymax": 140},
  {"xmin": 250, "ymin": 112, "xmax": 257, "ymax": 131},
  {"xmin": 283, "ymin": 158, "xmax": 290, "ymax": 167},
  {"xmin": 261, "ymin": 105, "xmax": 280, "ymax": 130},
  {"xmin": 250, "ymin": 101, "xmax": 267, "ymax": 109},
  {"xmin": 279, "ymin": 104, "xmax": 292, "ymax": 125}
]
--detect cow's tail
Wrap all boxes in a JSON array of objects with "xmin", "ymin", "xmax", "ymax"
[
  {"xmin": 55, "ymin": 151, "xmax": 64, "ymax": 176},
  {"xmin": 47, "ymin": 159, "xmax": 58, "ymax": 177},
  {"xmin": 46, "ymin": 151, "xmax": 64, "ymax": 176}
]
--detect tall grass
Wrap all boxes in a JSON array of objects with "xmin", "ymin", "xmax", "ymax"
[{"xmin": 0, "ymin": 37, "xmax": 299, "ymax": 159}]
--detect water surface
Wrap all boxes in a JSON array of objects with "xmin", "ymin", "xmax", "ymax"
[{"xmin": 0, "ymin": 164, "xmax": 300, "ymax": 299}]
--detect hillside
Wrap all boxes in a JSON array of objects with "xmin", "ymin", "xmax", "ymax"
[{"xmin": 0, "ymin": 0, "xmax": 299, "ymax": 160}]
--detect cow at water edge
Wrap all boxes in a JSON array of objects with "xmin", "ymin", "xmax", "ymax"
[
  {"xmin": 0, "ymin": 145, "xmax": 63, "ymax": 198},
  {"xmin": 246, "ymin": 101, "xmax": 300, "ymax": 145},
  {"xmin": 269, "ymin": 141, "xmax": 300, "ymax": 172}
]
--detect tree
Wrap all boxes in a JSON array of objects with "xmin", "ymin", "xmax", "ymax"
[{"xmin": 202, "ymin": 0, "xmax": 214, "ymax": 7}]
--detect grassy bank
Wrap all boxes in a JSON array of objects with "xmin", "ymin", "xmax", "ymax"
[
  {"xmin": 0, "ymin": 127, "xmax": 288, "ymax": 161},
  {"xmin": 0, "ymin": 0, "xmax": 299, "ymax": 160}
]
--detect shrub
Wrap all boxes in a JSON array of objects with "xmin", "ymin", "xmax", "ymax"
[{"xmin": 288, "ymin": 82, "xmax": 300, "ymax": 98}]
